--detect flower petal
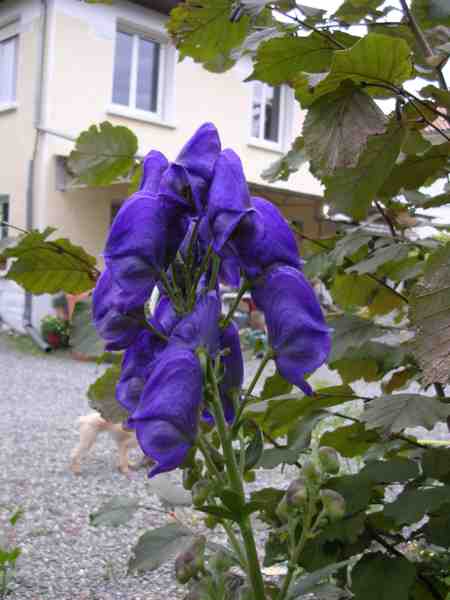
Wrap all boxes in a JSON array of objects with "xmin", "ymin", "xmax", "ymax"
[
  {"xmin": 139, "ymin": 150, "xmax": 169, "ymax": 193},
  {"xmin": 132, "ymin": 347, "xmax": 203, "ymax": 476},
  {"xmin": 171, "ymin": 291, "xmax": 221, "ymax": 355},
  {"xmin": 252, "ymin": 265, "xmax": 330, "ymax": 394},
  {"xmin": 92, "ymin": 269, "xmax": 144, "ymax": 350}
]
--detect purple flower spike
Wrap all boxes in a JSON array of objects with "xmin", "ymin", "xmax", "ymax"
[
  {"xmin": 104, "ymin": 194, "xmax": 188, "ymax": 309},
  {"xmin": 252, "ymin": 265, "xmax": 331, "ymax": 395},
  {"xmin": 233, "ymin": 197, "xmax": 301, "ymax": 279},
  {"xmin": 139, "ymin": 150, "xmax": 169, "ymax": 193},
  {"xmin": 174, "ymin": 123, "xmax": 221, "ymax": 212},
  {"xmin": 207, "ymin": 149, "xmax": 255, "ymax": 252},
  {"xmin": 132, "ymin": 347, "xmax": 203, "ymax": 476},
  {"xmin": 171, "ymin": 291, "xmax": 221, "ymax": 355},
  {"xmin": 92, "ymin": 269, "xmax": 144, "ymax": 351},
  {"xmin": 116, "ymin": 330, "xmax": 163, "ymax": 413}
]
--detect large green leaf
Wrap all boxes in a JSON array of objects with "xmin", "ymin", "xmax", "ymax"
[
  {"xmin": 330, "ymin": 341, "xmax": 407, "ymax": 384},
  {"xmin": 304, "ymin": 83, "xmax": 386, "ymax": 177},
  {"xmin": 70, "ymin": 300, "xmax": 105, "ymax": 357},
  {"xmin": 90, "ymin": 496, "xmax": 141, "ymax": 527},
  {"xmin": 328, "ymin": 314, "xmax": 388, "ymax": 363},
  {"xmin": 411, "ymin": 243, "xmax": 450, "ymax": 385},
  {"xmin": 346, "ymin": 242, "xmax": 410, "ymax": 275},
  {"xmin": 420, "ymin": 85, "xmax": 450, "ymax": 112},
  {"xmin": 320, "ymin": 423, "xmax": 380, "ymax": 457},
  {"xmin": 87, "ymin": 365, "xmax": 128, "ymax": 423},
  {"xmin": 3, "ymin": 228, "xmax": 98, "ymax": 294},
  {"xmin": 422, "ymin": 447, "xmax": 450, "ymax": 481},
  {"xmin": 363, "ymin": 394, "xmax": 450, "ymax": 433},
  {"xmin": 351, "ymin": 553, "xmax": 416, "ymax": 600},
  {"xmin": 260, "ymin": 371, "xmax": 293, "ymax": 400},
  {"xmin": 289, "ymin": 560, "xmax": 350, "ymax": 599},
  {"xmin": 383, "ymin": 485, "xmax": 450, "ymax": 524},
  {"xmin": 412, "ymin": 0, "xmax": 450, "ymax": 29},
  {"xmin": 128, "ymin": 523, "xmax": 195, "ymax": 573},
  {"xmin": 422, "ymin": 506, "xmax": 450, "ymax": 547},
  {"xmin": 67, "ymin": 121, "xmax": 138, "ymax": 186},
  {"xmin": 323, "ymin": 122, "xmax": 407, "ymax": 219},
  {"xmin": 261, "ymin": 137, "xmax": 308, "ymax": 182},
  {"xmin": 329, "ymin": 231, "xmax": 373, "ymax": 266},
  {"xmin": 331, "ymin": 273, "xmax": 378, "ymax": 309},
  {"xmin": 333, "ymin": 0, "xmax": 385, "ymax": 24},
  {"xmin": 312, "ymin": 34, "xmax": 413, "ymax": 101},
  {"xmin": 248, "ymin": 33, "xmax": 343, "ymax": 85},
  {"xmin": 380, "ymin": 142, "xmax": 450, "ymax": 198},
  {"xmin": 167, "ymin": 0, "xmax": 251, "ymax": 72}
]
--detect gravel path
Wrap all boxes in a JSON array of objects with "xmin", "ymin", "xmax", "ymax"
[{"xmin": 0, "ymin": 335, "xmax": 293, "ymax": 600}]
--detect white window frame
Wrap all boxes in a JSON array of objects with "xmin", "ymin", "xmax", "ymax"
[
  {"xmin": 248, "ymin": 82, "xmax": 292, "ymax": 153},
  {"xmin": 0, "ymin": 24, "xmax": 19, "ymax": 113},
  {"xmin": 108, "ymin": 22, "xmax": 176, "ymax": 128}
]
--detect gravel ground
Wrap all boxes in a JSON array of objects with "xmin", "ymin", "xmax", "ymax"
[{"xmin": 0, "ymin": 334, "xmax": 292, "ymax": 600}]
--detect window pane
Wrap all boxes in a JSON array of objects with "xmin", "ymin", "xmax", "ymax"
[
  {"xmin": 0, "ymin": 36, "xmax": 17, "ymax": 104},
  {"xmin": 264, "ymin": 85, "xmax": 280, "ymax": 142},
  {"xmin": 0, "ymin": 200, "xmax": 9, "ymax": 239},
  {"xmin": 251, "ymin": 82, "xmax": 263, "ymax": 138},
  {"xmin": 136, "ymin": 37, "xmax": 159, "ymax": 112},
  {"xmin": 112, "ymin": 31, "xmax": 133, "ymax": 106}
]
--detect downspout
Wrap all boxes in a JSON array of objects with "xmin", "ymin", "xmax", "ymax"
[{"xmin": 23, "ymin": 0, "xmax": 51, "ymax": 352}]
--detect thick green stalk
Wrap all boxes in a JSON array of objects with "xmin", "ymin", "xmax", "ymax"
[
  {"xmin": 208, "ymin": 361, "xmax": 266, "ymax": 600},
  {"xmin": 221, "ymin": 280, "xmax": 250, "ymax": 328}
]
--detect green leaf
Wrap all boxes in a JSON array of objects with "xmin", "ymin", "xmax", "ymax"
[
  {"xmin": 326, "ymin": 473, "xmax": 373, "ymax": 515},
  {"xmin": 331, "ymin": 273, "xmax": 378, "ymax": 309},
  {"xmin": 367, "ymin": 286, "xmax": 405, "ymax": 316},
  {"xmin": 90, "ymin": 496, "xmax": 141, "ymax": 527},
  {"xmin": 422, "ymin": 448, "xmax": 450, "ymax": 481},
  {"xmin": 260, "ymin": 371, "xmax": 293, "ymax": 400},
  {"xmin": 360, "ymin": 457, "xmax": 420, "ymax": 483},
  {"xmin": 249, "ymin": 487, "xmax": 284, "ymax": 523},
  {"xmin": 351, "ymin": 553, "xmax": 416, "ymax": 600},
  {"xmin": 328, "ymin": 314, "xmax": 387, "ymax": 363},
  {"xmin": 167, "ymin": 0, "xmax": 252, "ymax": 72},
  {"xmin": 323, "ymin": 121, "xmax": 407, "ymax": 219},
  {"xmin": 346, "ymin": 243, "xmax": 410, "ymax": 275},
  {"xmin": 363, "ymin": 394, "xmax": 450, "ymax": 433},
  {"xmin": 383, "ymin": 485, "xmax": 450, "ymax": 524},
  {"xmin": 333, "ymin": 0, "xmax": 385, "ymax": 24},
  {"xmin": 420, "ymin": 85, "xmax": 450, "ymax": 112},
  {"xmin": 312, "ymin": 34, "xmax": 413, "ymax": 101},
  {"xmin": 411, "ymin": 0, "xmax": 450, "ymax": 29},
  {"xmin": 287, "ymin": 412, "xmax": 326, "ymax": 451},
  {"xmin": 380, "ymin": 142, "xmax": 450, "ymax": 197},
  {"xmin": 331, "ymin": 341, "xmax": 407, "ymax": 384},
  {"xmin": 320, "ymin": 423, "xmax": 380, "ymax": 457},
  {"xmin": 289, "ymin": 560, "xmax": 350, "ymax": 599},
  {"xmin": 87, "ymin": 365, "xmax": 128, "ymax": 423},
  {"xmin": 382, "ymin": 367, "xmax": 417, "ymax": 393},
  {"xmin": 329, "ymin": 231, "xmax": 373, "ymax": 265},
  {"xmin": 261, "ymin": 136, "xmax": 307, "ymax": 182},
  {"xmin": 244, "ymin": 426, "xmax": 264, "ymax": 471},
  {"xmin": 257, "ymin": 447, "xmax": 301, "ymax": 468},
  {"xmin": 248, "ymin": 33, "xmax": 342, "ymax": 85},
  {"xmin": 67, "ymin": 121, "xmax": 138, "ymax": 186},
  {"xmin": 70, "ymin": 299, "xmax": 105, "ymax": 357},
  {"xmin": 411, "ymin": 243, "xmax": 450, "ymax": 385},
  {"xmin": 422, "ymin": 506, "xmax": 450, "ymax": 547},
  {"xmin": 304, "ymin": 83, "xmax": 386, "ymax": 177},
  {"xmin": 128, "ymin": 523, "xmax": 195, "ymax": 573},
  {"xmin": 3, "ymin": 228, "xmax": 97, "ymax": 294}
]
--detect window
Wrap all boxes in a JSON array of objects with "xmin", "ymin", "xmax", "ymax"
[
  {"xmin": 0, "ymin": 34, "xmax": 17, "ymax": 106},
  {"xmin": 0, "ymin": 196, "xmax": 9, "ymax": 239},
  {"xmin": 251, "ymin": 82, "xmax": 282, "ymax": 144},
  {"xmin": 112, "ymin": 29, "xmax": 161, "ymax": 115}
]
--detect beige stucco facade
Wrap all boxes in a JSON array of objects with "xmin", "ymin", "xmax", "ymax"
[{"xmin": 0, "ymin": 0, "xmax": 325, "ymax": 330}]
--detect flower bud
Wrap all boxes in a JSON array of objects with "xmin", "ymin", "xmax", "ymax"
[
  {"xmin": 275, "ymin": 494, "xmax": 289, "ymax": 523},
  {"xmin": 175, "ymin": 536, "xmax": 206, "ymax": 583},
  {"xmin": 318, "ymin": 447, "xmax": 340, "ymax": 475},
  {"xmin": 175, "ymin": 554, "xmax": 193, "ymax": 584},
  {"xmin": 286, "ymin": 477, "xmax": 308, "ymax": 509},
  {"xmin": 302, "ymin": 459, "xmax": 320, "ymax": 482},
  {"xmin": 192, "ymin": 480, "xmax": 210, "ymax": 507},
  {"xmin": 320, "ymin": 489, "xmax": 346, "ymax": 521}
]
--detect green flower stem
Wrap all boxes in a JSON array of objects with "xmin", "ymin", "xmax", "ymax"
[
  {"xmin": 208, "ymin": 253, "xmax": 221, "ymax": 292},
  {"xmin": 188, "ymin": 245, "xmax": 213, "ymax": 309},
  {"xmin": 277, "ymin": 494, "xmax": 316, "ymax": 600},
  {"xmin": 208, "ymin": 360, "xmax": 266, "ymax": 600},
  {"xmin": 221, "ymin": 280, "xmax": 250, "ymax": 329},
  {"xmin": 197, "ymin": 437, "xmax": 247, "ymax": 569},
  {"xmin": 159, "ymin": 269, "xmax": 185, "ymax": 313},
  {"xmin": 235, "ymin": 350, "xmax": 274, "ymax": 425}
]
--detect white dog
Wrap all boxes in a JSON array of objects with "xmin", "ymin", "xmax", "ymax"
[{"xmin": 70, "ymin": 412, "xmax": 139, "ymax": 475}]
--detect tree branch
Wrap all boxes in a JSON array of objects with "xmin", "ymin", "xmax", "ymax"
[{"xmin": 375, "ymin": 201, "xmax": 398, "ymax": 238}]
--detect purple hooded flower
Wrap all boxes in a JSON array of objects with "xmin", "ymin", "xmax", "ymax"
[
  {"xmin": 92, "ymin": 268, "xmax": 144, "ymax": 351},
  {"xmin": 131, "ymin": 346, "xmax": 203, "ymax": 476},
  {"xmin": 251, "ymin": 265, "xmax": 330, "ymax": 395},
  {"xmin": 139, "ymin": 150, "xmax": 169, "ymax": 193},
  {"xmin": 116, "ymin": 296, "xmax": 180, "ymax": 414},
  {"xmin": 104, "ymin": 193, "xmax": 189, "ymax": 309},
  {"xmin": 232, "ymin": 197, "xmax": 301, "ymax": 280},
  {"xmin": 207, "ymin": 149, "xmax": 258, "ymax": 252},
  {"xmin": 171, "ymin": 291, "xmax": 221, "ymax": 355}
]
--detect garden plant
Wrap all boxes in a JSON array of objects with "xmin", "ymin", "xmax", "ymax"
[{"xmin": 1, "ymin": 0, "xmax": 450, "ymax": 598}]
